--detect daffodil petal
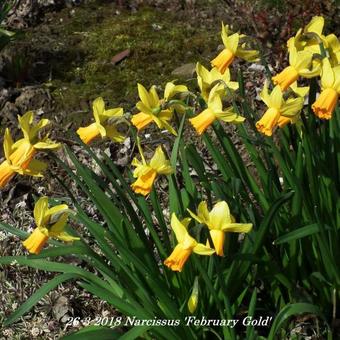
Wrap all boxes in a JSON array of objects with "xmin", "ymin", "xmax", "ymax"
[
  {"xmin": 49, "ymin": 213, "xmax": 69, "ymax": 234},
  {"xmin": 281, "ymin": 97, "xmax": 304, "ymax": 117},
  {"xmin": 149, "ymin": 86, "xmax": 160, "ymax": 107},
  {"xmin": 24, "ymin": 159, "xmax": 47, "ymax": 176},
  {"xmin": 34, "ymin": 197, "xmax": 49, "ymax": 229},
  {"xmin": 3, "ymin": 128, "xmax": 13, "ymax": 160},
  {"xmin": 137, "ymin": 83, "xmax": 152, "ymax": 108},
  {"xmin": 270, "ymin": 85, "xmax": 283, "ymax": 109},
  {"xmin": 221, "ymin": 223, "xmax": 253, "ymax": 233},
  {"xmin": 171, "ymin": 213, "xmax": 189, "ymax": 244},
  {"xmin": 306, "ymin": 16, "xmax": 324, "ymax": 36},
  {"xmin": 193, "ymin": 243, "xmax": 215, "ymax": 255},
  {"xmin": 321, "ymin": 58, "xmax": 334, "ymax": 89},
  {"xmin": 103, "ymin": 107, "xmax": 124, "ymax": 118},
  {"xmin": 105, "ymin": 125, "xmax": 125, "ymax": 143},
  {"xmin": 93, "ymin": 97, "xmax": 105, "ymax": 124},
  {"xmin": 226, "ymin": 33, "xmax": 239, "ymax": 54},
  {"xmin": 18, "ymin": 111, "xmax": 34, "ymax": 140},
  {"xmin": 33, "ymin": 141, "xmax": 61, "ymax": 149},
  {"xmin": 187, "ymin": 208, "xmax": 204, "ymax": 224},
  {"xmin": 150, "ymin": 146, "xmax": 169, "ymax": 172},
  {"xmin": 209, "ymin": 201, "xmax": 231, "ymax": 230},
  {"xmin": 55, "ymin": 231, "xmax": 80, "ymax": 242},
  {"xmin": 197, "ymin": 201, "xmax": 210, "ymax": 224}
]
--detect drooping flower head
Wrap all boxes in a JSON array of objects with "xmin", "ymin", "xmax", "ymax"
[
  {"xmin": 0, "ymin": 112, "xmax": 60, "ymax": 188},
  {"xmin": 189, "ymin": 84, "xmax": 245, "ymax": 135},
  {"xmin": 23, "ymin": 196, "xmax": 79, "ymax": 254},
  {"xmin": 196, "ymin": 62, "xmax": 238, "ymax": 101},
  {"xmin": 131, "ymin": 145, "xmax": 173, "ymax": 196},
  {"xmin": 77, "ymin": 97, "xmax": 125, "ymax": 144},
  {"xmin": 211, "ymin": 23, "xmax": 259, "ymax": 74},
  {"xmin": 312, "ymin": 58, "xmax": 340, "ymax": 120},
  {"xmin": 164, "ymin": 214, "xmax": 215, "ymax": 272},
  {"xmin": 131, "ymin": 82, "xmax": 187, "ymax": 135},
  {"xmin": 256, "ymin": 83, "xmax": 304, "ymax": 136},
  {"xmin": 188, "ymin": 201, "xmax": 252, "ymax": 256}
]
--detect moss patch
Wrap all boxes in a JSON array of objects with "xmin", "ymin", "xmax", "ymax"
[{"xmin": 16, "ymin": 2, "xmax": 221, "ymax": 123}]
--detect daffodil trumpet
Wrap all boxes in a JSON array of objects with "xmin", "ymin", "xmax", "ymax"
[
  {"xmin": 272, "ymin": 46, "xmax": 321, "ymax": 90},
  {"xmin": 164, "ymin": 214, "xmax": 215, "ymax": 272},
  {"xmin": 77, "ymin": 97, "xmax": 125, "ymax": 144},
  {"xmin": 312, "ymin": 58, "xmax": 340, "ymax": 119},
  {"xmin": 211, "ymin": 23, "xmax": 259, "ymax": 73},
  {"xmin": 131, "ymin": 145, "xmax": 173, "ymax": 196},
  {"xmin": 189, "ymin": 84, "xmax": 244, "ymax": 135},
  {"xmin": 23, "ymin": 196, "xmax": 79, "ymax": 254},
  {"xmin": 188, "ymin": 201, "xmax": 252, "ymax": 256},
  {"xmin": 131, "ymin": 82, "xmax": 187, "ymax": 135},
  {"xmin": 256, "ymin": 83, "xmax": 305, "ymax": 136}
]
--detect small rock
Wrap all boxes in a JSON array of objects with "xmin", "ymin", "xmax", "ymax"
[
  {"xmin": 116, "ymin": 155, "xmax": 129, "ymax": 167},
  {"xmin": 31, "ymin": 328, "xmax": 40, "ymax": 337},
  {"xmin": 171, "ymin": 63, "xmax": 196, "ymax": 78},
  {"xmin": 53, "ymin": 296, "xmax": 70, "ymax": 321},
  {"xmin": 248, "ymin": 63, "xmax": 266, "ymax": 72},
  {"xmin": 0, "ymin": 102, "xmax": 19, "ymax": 124},
  {"xmin": 0, "ymin": 88, "xmax": 10, "ymax": 108},
  {"xmin": 15, "ymin": 86, "xmax": 52, "ymax": 114}
]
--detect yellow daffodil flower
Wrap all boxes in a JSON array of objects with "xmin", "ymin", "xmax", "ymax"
[
  {"xmin": 23, "ymin": 196, "xmax": 79, "ymax": 254},
  {"xmin": 196, "ymin": 63, "xmax": 238, "ymax": 101},
  {"xmin": 189, "ymin": 84, "xmax": 245, "ymax": 135},
  {"xmin": 0, "ymin": 112, "xmax": 60, "ymax": 188},
  {"xmin": 211, "ymin": 23, "xmax": 259, "ymax": 74},
  {"xmin": 256, "ymin": 83, "xmax": 304, "ymax": 136},
  {"xmin": 163, "ymin": 81, "xmax": 188, "ymax": 115},
  {"xmin": 164, "ymin": 214, "xmax": 215, "ymax": 272},
  {"xmin": 77, "ymin": 97, "xmax": 125, "ymax": 144},
  {"xmin": 287, "ymin": 16, "xmax": 340, "ymax": 67},
  {"xmin": 131, "ymin": 83, "xmax": 187, "ymax": 136},
  {"xmin": 272, "ymin": 46, "xmax": 321, "ymax": 91},
  {"xmin": 131, "ymin": 146, "xmax": 173, "ymax": 196},
  {"xmin": 163, "ymin": 82, "xmax": 188, "ymax": 102},
  {"xmin": 312, "ymin": 58, "xmax": 340, "ymax": 119},
  {"xmin": 188, "ymin": 201, "xmax": 252, "ymax": 256},
  {"xmin": 287, "ymin": 16, "xmax": 324, "ymax": 54}
]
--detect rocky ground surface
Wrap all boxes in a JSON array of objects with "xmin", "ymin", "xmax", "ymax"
[{"xmin": 0, "ymin": 0, "xmax": 339, "ymax": 338}]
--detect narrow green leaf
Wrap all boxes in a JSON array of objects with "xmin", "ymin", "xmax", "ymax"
[
  {"xmin": 4, "ymin": 273, "xmax": 78, "ymax": 326},
  {"xmin": 274, "ymin": 224, "xmax": 320, "ymax": 245}
]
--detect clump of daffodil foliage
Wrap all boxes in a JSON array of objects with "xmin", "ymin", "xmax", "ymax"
[{"xmin": 0, "ymin": 16, "xmax": 339, "ymax": 340}]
